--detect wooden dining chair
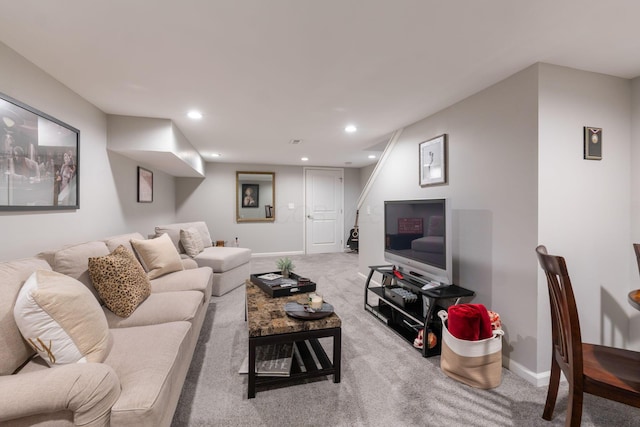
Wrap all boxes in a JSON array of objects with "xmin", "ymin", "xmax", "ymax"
[
  {"xmin": 536, "ymin": 245, "xmax": 640, "ymax": 427},
  {"xmin": 633, "ymin": 243, "xmax": 640, "ymax": 274}
]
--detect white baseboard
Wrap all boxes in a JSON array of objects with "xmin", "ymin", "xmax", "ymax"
[
  {"xmin": 251, "ymin": 251, "xmax": 305, "ymax": 258},
  {"xmin": 503, "ymin": 357, "xmax": 551, "ymax": 387},
  {"xmin": 358, "ymin": 271, "xmax": 380, "ymax": 286}
]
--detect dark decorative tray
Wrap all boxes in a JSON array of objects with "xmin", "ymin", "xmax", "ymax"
[
  {"xmin": 250, "ymin": 271, "xmax": 317, "ymax": 297},
  {"xmin": 284, "ymin": 302, "xmax": 334, "ymax": 320}
]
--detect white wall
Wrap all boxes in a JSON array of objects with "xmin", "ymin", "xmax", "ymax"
[
  {"xmin": 361, "ymin": 62, "xmax": 639, "ymax": 384},
  {"xmin": 360, "ymin": 65, "xmax": 540, "ymax": 378},
  {"xmin": 176, "ymin": 162, "xmax": 363, "ymax": 254},
  {"xmin": 0, "ymin": 42, "xmax": 177, "ymax": 260},
  {"xmin": 538, "ymin": 64, "xmax": 634, "ymax": 363}
]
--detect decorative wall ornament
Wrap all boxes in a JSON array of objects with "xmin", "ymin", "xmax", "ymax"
[
  {"xmin": 584, "ymin": 127, "xmax": 602, "ymax": 160},
  {"xmin": 137, "ymin": 166, "xmax": 153, "ymax": 203},
  {"xmin": 236, "ymin": 171, "xmax": 275, "ymax": 222},
  {"xmin": 241, "ymin": 183, "xmax": 259, "ymax": 208},
  {"xmin": 419, "ymin": 134, "xmax": 447, "ymax": 187}
]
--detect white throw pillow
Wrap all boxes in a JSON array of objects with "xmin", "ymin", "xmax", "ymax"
[
  {"xmin": 13, "ymin": 270, "xmax": 111, "ymax": 366},
  {"xmin": 180, "ymin": 227, "xmax": 205, "ymax": 257},
  {"xmin": 191, "ymin": 222, "xmax": 213, "ymax": 248},
  {"xmin": 130, "ymin": 233, "xmax": 184, "ymax": 279}
]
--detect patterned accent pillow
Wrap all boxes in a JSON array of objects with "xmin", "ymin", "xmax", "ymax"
[
  {"xmin": 180, "ymin": 227, "xmax": 205, "ymax": 257},
  {"xmin": 88, "ymin": 245, "xmax": 151, "ymax": 318}
]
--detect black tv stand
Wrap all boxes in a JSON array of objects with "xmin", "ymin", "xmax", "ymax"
[{"xmin": 364, "ymin": 265, "xmax": 474, "ymax": 357}]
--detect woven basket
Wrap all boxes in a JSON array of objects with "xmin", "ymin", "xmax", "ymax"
[{"xmin": 438, "ymin": 310, "xmax": 504, "ymax": 389}]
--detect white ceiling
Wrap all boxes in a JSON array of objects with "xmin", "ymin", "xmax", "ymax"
[{"xmin": 1, "ymin": 1, "xmax": 640, "ymax": 168}]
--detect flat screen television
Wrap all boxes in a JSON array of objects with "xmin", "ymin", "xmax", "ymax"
[{"xmin": 384, "ymin": 198, "xmax": 453, "ymax": 285}]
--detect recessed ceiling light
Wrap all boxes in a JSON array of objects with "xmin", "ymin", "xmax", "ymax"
[
  {"xmin": 209, "ymin": 153, "xmax": 220, "ymax": 158},
  {"xmin": 368, "ymin": 155, "xmax": 376, "ymax": 159},
  {"xmin": 188, "ymin": 110, "xmax": 203, "ymax": 120},
  {"xmin": 301, "ymin": 157, "xmax": 309, "ymax": 162},
  {"xmin": 345, "ymin": 124, "xmax": 357, "ymax": 133}
]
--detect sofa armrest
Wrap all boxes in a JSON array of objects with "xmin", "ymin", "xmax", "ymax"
[{"xmin": 0, "ymin": 363, "xmax": 121, "ymax": 427}]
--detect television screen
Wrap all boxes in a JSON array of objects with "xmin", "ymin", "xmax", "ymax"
[{"xmin": 384, "ymin": 198, "xmax": 452, "ymax": 284}]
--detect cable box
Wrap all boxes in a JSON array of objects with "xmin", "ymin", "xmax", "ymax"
[{"xmin": 384, "ymin": 286, "xmax": 419, "ymax": 308}]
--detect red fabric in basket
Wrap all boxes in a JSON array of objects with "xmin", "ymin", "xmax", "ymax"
[{"xmin": 447, "ymin": 304, "xmax": 493, "ymax": 341}]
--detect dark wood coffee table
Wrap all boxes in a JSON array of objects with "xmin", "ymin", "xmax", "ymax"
[{"xmin": 245, "ymin": 280, "xmax": 341, "ymax": 398}]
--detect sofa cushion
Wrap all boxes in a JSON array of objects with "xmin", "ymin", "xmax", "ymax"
[
  {"xmin": 153, "ymin": 226, "xmax": 182, "ymax": 253},
  {"xmin": 102, "ymin": 291, "xmax": 203, "ymax": 328},
  {"xmin": 88, "ymin": 245, "xmax": 151, "ymax": 318},
  {"xmin": 0, "ymin": 257, "xmax": 51, "ymax": 375},
  {"xmin": 181, "ymin": 258, "xmax": 199, "ymax": 270},
  {"xmin": 155, "ymin": 221, "xmax": 213, "ymax": 252},
  {"xmin": 180, "ymin": 227, "xmax": 204, "ymax": 257},
  {"xmin": 131, "ymin": 233, "xmax": 184, "ymax": 280},
  {"xmin": 13, "ymin": 270, "xmax": 111, "ymax": 366},
  {"xmin": 194, "ymin": 246, "xmax": 252, "ymax": 273},
  {"xmin": 104, "ymin": 232, "xmax": 146, "ymax": 254},
  {"xmin": 150, "ymin": 266, "xmax": 213, "ymax": 296},
  {"xmin": 105, "ymin": 321, "xmax": 191, "ymax": 426},
  {"xmin": 211, "ymin": 261, "xmax": 251, "ymax": 297},
  {"xmin": 49, "ymin": 240, "xmax": 111, "ymax": 301}
]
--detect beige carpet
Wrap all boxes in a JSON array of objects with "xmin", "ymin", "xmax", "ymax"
[{"xmin": 171, "ymin": 252, "xmax": 638, "ymax": 426}]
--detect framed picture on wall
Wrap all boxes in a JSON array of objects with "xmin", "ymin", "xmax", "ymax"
[
  {"xmin": 241, "ymin": 183, "xmax": 259, "ymax": 208},
  {"xmin": 419, "ymin": 134, "xmax": 447, "ymax": 186},
  {"xmin": 0, "ymin": 91, "xmax": 80, "ymax": 210},
  {"xmin": 584, "ymin": 127, "xmax": 602, "ymax": 160},
  {"xmin": 137, "ymin": 166, "xmax": 153, "ymax": 203}
]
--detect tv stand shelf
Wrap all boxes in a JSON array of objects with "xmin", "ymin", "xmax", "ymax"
[{"xmin": 364, "ymin": 265, "xmax": 474, "ymax": 357}]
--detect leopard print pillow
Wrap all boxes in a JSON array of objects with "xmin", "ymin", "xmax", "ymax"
[{"xmin": 88, "ymin": 245, "xmax": 151, "ymax": 318}]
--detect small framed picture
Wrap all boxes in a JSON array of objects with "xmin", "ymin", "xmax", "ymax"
[
  {"xmin": 137, "ymin": 166, "xmax": 153, "ymax": 203},
  {"xmin": 419, "ymin": 134, "xmax": 447, "ymax": 187},
  {"xmin": 584, "ymin": 127, "xmax": 602, "ymax": 160},
  {"xmin": 241, "ymin": 183, "xmax": 259, "ymax": 208}
]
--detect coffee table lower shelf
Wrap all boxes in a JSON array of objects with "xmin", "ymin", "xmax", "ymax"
[{"xmin": 248, "ymin": 328, "xmax": 341, "ymax": 398}]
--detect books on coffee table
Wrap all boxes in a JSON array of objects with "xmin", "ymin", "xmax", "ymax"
[
  {"xmin": 258, "ymin": 273, "xmax": 282, "ymax": 281},
  {"xmin": 238, "ymin": 343, "xmax": 294, "ymax": 377}
]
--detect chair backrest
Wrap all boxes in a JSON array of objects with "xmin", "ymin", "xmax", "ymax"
[
  {"xmin": 633, "ymin": 244, "xmax": 640, "ymax": 275},
  {"xmin": 535, "ymin": 245, "xmax": 584, "ymax": 387}
]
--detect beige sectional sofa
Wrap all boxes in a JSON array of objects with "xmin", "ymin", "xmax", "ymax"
[
  {"xmin": 154, "ymin": 221, "xmax": 251, "ymax": 296},
  {"xmin": 0, "ymin": 232, "xmax": 214, "ymax": 427}
]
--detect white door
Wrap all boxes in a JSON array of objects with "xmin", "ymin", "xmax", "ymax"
[{"xmin": 305, "ymin": 168, "xmax": 344, "ymax": 254}]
